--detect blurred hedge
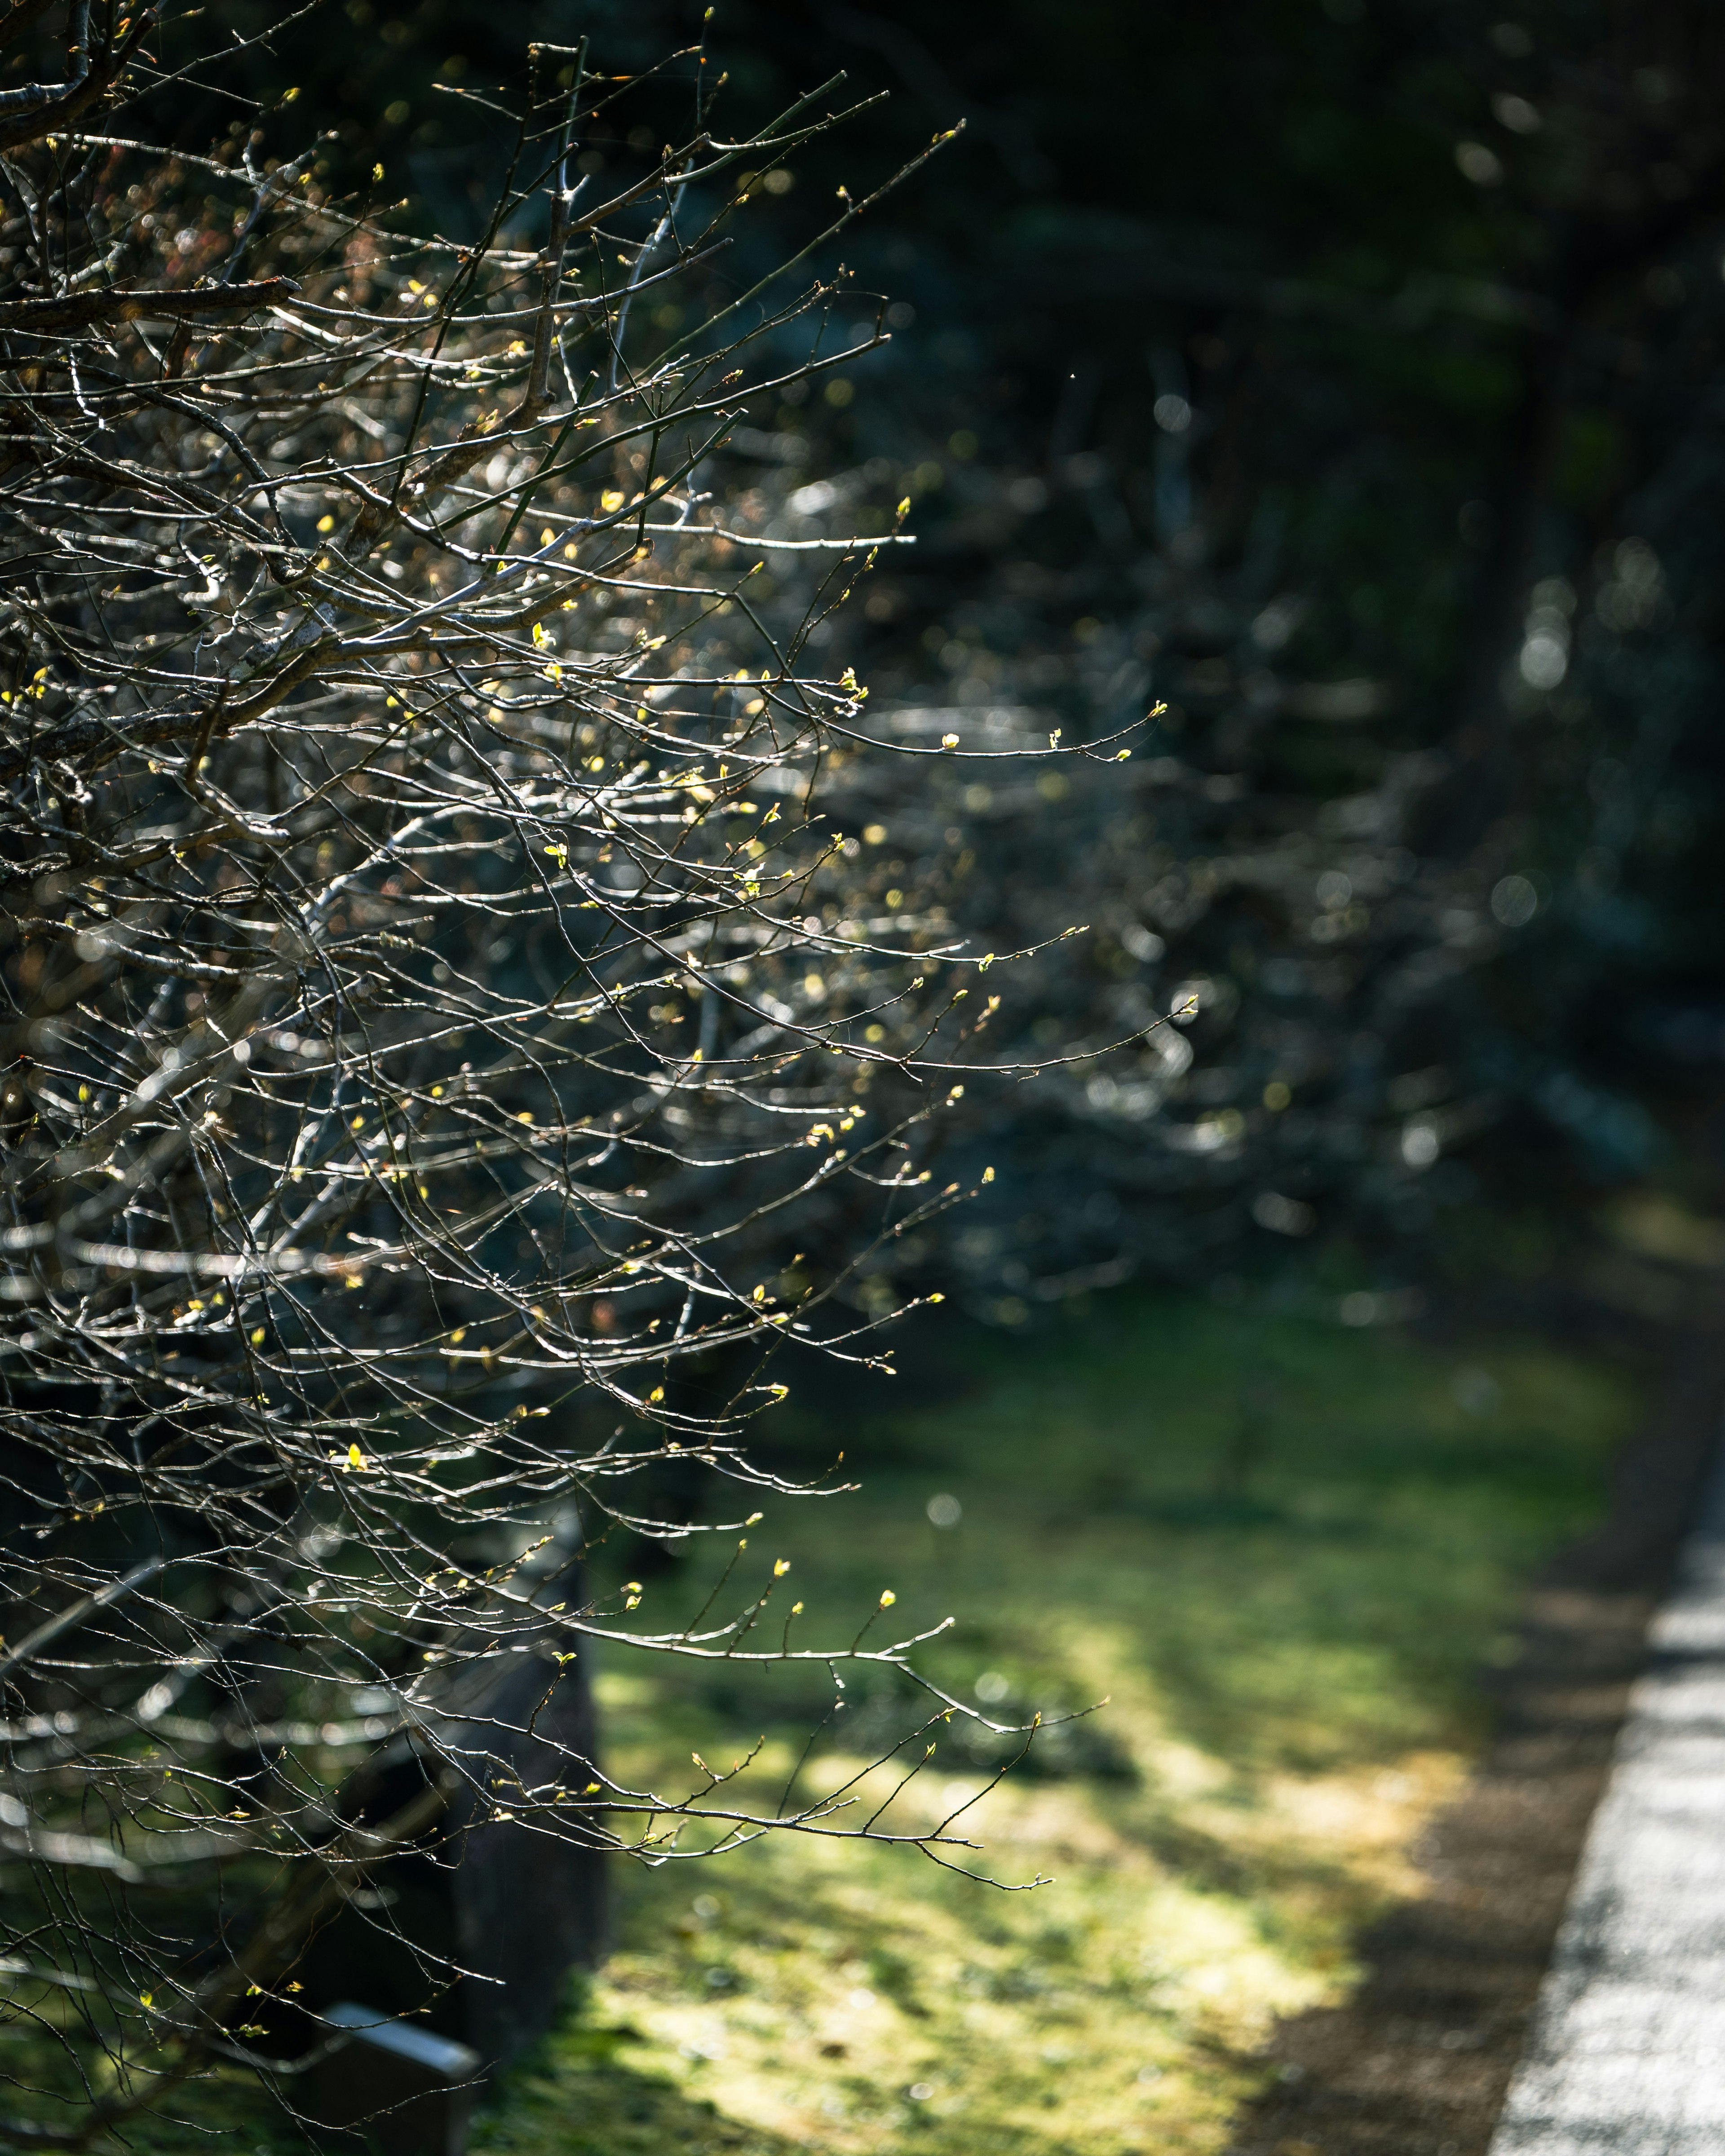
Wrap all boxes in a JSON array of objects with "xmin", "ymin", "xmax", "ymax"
[{"xmin": 88, "ymin": 0, "xmax": 1725, "ymax": 1311}]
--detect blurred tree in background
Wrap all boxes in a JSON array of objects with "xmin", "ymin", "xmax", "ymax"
[
  {"xmin": 105, "ymin": 0, "xmax": 1725, "ymax": 1310},
  {"xmin": 195, "ymin": 0, "xmax": 1725, "ymax": 1323}
]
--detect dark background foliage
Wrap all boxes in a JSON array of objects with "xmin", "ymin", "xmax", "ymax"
[{"xmin": 44, "ymin": 0, "xmax": 1725, "ymax": 1308}]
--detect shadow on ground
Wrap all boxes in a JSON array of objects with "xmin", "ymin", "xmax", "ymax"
[{"xmin": 477, "ymin": 2032, "xmax": 805, "ymax": 2156}]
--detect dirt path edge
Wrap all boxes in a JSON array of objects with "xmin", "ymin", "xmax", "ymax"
[{"xmin": 1226, "ymin": 1307, "xmax": 1725, "ymax": 2156}]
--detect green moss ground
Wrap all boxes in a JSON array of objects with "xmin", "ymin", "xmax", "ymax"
[{"xmin": 469, "ymin": 1292, "xmax": 1639, "ymax": 2156}]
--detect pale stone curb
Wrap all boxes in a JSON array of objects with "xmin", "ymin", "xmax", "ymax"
[{"xmin": 1491, "ymin": 1445, "xmax": 1725, "ymax": 2155}]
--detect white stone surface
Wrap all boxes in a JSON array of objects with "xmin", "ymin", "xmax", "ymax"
[{"xmin": 1491, "ymin": 1451, "xmax": 1725, "ymax": 2155}]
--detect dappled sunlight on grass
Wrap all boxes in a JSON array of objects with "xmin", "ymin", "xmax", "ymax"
[{"xmin": 475, "ymin": 1293, "xmax": 1639, "ymax": 2155}]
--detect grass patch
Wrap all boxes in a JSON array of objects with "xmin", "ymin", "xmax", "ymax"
[{"xmin": 474, "ymin": 1291, "xmax": 1639, "ymax": 2156}]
